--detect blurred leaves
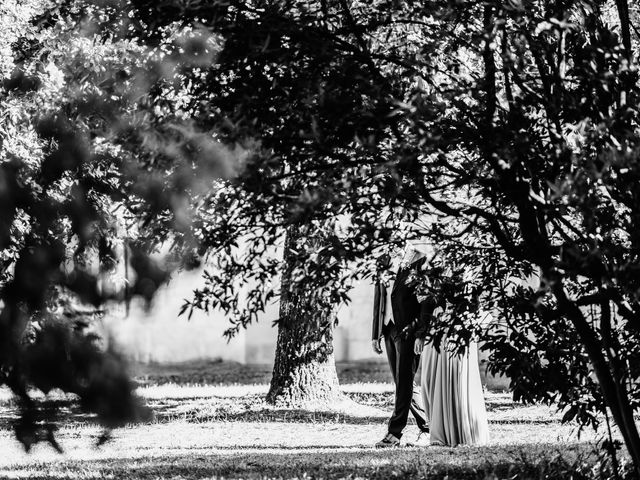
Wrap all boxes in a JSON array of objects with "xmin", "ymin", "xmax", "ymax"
[{"xmin": 0, "ymin": 0, "xmax": 236, "ymax": 450}]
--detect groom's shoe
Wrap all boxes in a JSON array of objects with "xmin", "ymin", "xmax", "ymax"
[{"xmin": 375, "ymin": 433, "xmax": 401, "ymax": 448}]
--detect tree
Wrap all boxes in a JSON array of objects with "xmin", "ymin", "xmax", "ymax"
[
  {"xmin": 387, "ymin": 0, "xmax": 640, "ymax": 472},
  {"xmin": 127, "ymin": 0, "xmax": 409, "ymax": 406},
  {"xmin": 266, "ymin": 224, "xmax": 342, "ymax": 406},
  {"xmin": 0, "ymin": 0, "xmax": 236, "ymax": 449},
  {"xmin": 132, "ymin": 0, "xmax": 640, "ymax": 471}
]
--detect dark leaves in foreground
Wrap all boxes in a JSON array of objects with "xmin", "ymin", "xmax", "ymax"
[{"xmin": 12, "ymin": 314, "xmax": 151, "ymax": 451}]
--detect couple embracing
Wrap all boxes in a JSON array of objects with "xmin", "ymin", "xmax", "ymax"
[{"xmin": 372, "ymin": 245, "xmax": 489, "ymax": 448}]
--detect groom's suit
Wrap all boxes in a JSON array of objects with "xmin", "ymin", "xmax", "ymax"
[{"xmin": 373, "ymin": 257, "xmax": 434, "ymax": 438}]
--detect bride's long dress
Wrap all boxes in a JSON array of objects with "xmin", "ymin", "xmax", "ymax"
[{"xmin": 420, "ymin": 340, "xmax": 489, "ymax": 446}]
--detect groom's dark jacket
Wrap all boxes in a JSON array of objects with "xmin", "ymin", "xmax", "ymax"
[{"xmin": 372, "ymin": 257, "xmax": 435, "ymax": 340}]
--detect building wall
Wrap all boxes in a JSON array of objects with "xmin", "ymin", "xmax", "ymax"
[
  {"xmin": 108, "ymin": 269, "xmax": 381, "ymax": 364},
  {"xmin": 108, "ymin": 268, "xmax": 247, "ymax": 364},
  {"xmin": 108, "ymin": 268, "xmax": 508, "ymax": 392}
]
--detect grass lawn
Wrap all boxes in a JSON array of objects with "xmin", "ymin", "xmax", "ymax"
[{"xmin": 0, "ymin": 361, "xmax": 624, "ymax": 479}]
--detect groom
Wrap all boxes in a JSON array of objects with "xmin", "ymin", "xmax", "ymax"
[{"xmin": 372, "ymin": 246, "xmax": 434, "ymax": 447}]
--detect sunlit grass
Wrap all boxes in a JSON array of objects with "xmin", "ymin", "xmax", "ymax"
[{"xmin": 0, "ymin": 362, "xmax": 628, "ymax": 479}]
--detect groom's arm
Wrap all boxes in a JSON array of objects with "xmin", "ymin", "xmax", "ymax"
[
  {"xmin": 371, "ymin": 282, "xmax": 384, "ymax": 354},
  {"xmin": 372, "ymin": 282, "xmax": 380, "ymax": 340}
]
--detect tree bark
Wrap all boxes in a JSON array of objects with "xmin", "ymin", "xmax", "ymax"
[
  {"xmin": 266, "ymin": 224, "xmax": 343, "ymax": 407},
  {"xmin": 614, "ymin": 0, "xmax": 633, "ymax": 59},
  {"xmin": 550, "ymin": 276, "xmax": 640, "ymax": 474}
]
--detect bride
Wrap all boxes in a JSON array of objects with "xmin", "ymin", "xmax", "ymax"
[{"xmin": 413, "ymin": 258, "xmax": 490, "ymax": 447}]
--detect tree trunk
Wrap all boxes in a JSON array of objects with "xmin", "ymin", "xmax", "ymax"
[
  {"xmin": 551, "ymin": 277, "xmax": 640, "ymax": 474},
  {"xmin": 614, "ymin": 0, "xmax": 633, "ymax": 59},
  {"xmin": 266, "ymin": 224, "xmax": 343, "ymax": 407}
]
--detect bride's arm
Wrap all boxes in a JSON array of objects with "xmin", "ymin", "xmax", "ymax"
[{"xmin": 413, "ymin": 294, "xmax": 437, "ymax": 340}]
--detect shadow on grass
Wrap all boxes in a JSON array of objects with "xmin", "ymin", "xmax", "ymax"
[
  {"xmin": 0, "ymin": 399, "xmax": 97, "ymax": 430},
  {"xmin": 133, "ymin": 360, "xmax": 393, "ymax": 386},
  {"xmin": 150, "ymin": 407, "xmax": 558, "ymax": 425},
  {"xmin": 156, "ymin": 408, "xmax": 388, "ymax": 424},
  {"xmin": 0, "ymin": 442, "xmax": 601, "ymax": 480},
  {"xmin": 144, "ymin": 392, "xmax": 557, "ymax": 425},
  {"xmin": 0, "ymin": 395, "xmax": 557, "ymax": 430}
]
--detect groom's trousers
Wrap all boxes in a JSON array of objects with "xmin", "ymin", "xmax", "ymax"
[{"xmin": 383, "ymin": 323, "xmax": 429, "ymax": 438}]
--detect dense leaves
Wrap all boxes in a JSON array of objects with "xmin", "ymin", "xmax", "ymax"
[
  {"xmin": 122, "ymin": 0, "xmax": 640, "ymax": 470},
  {"xmin": 0, "ymin": 0, "xmax": 238, "ymax": 450}
]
